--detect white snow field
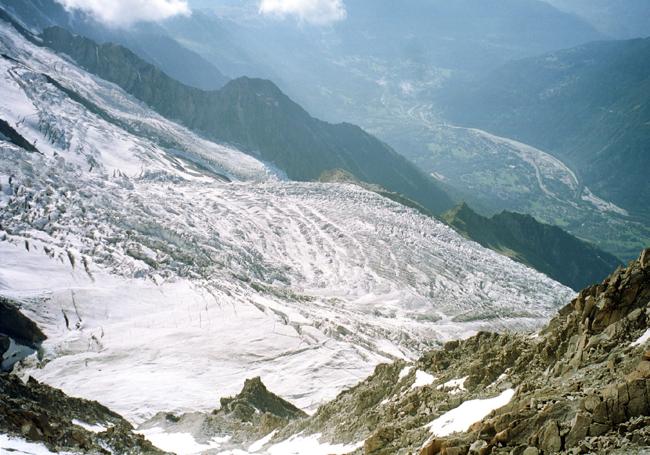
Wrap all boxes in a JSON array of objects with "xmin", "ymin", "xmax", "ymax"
[{"xmin": 0, "ymin": 15, "xmax": 572, "ymax": 447}]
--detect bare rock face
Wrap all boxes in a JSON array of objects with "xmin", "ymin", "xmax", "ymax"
[
  {"xmin": 0, "ymin": 297, "xmax": 47, "ymax": 372},
  {"xmin": 539, "ymin": 420, "xmax": 561, "ymax": 453},
  {"xmin": 139, "ymin": 377, "xmax": 306, "ymax": 452},
  {"xmin": 0, "ymin": 297, "xmax": 46, "ymax": 346},
  {"xmin": 0, "ymin": 335, "xmax": 10, "ymax": 356},
  {"xmin": 219, "ymin": 376, "xmax": 307, "ymax": 422},
  {"xmin": 413, "ymin": 248, "xmax": 650, "ymax": 454}
]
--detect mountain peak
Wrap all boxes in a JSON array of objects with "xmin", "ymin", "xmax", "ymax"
[{"xmin": 219, "ymin": 377, "xmax": 306, "ymax": 421}]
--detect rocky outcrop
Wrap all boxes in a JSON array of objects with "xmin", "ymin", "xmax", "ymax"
[
  {"xmin": 415, "ymin": 247, "xmax": 650, "ymax": 454},
  {"xmin": 139, "ymin": 377, "xmax": 306, "ymax": 452},
  {"xmin": 0, "ymin": 374, "xmax": 164, "ymax": 454},
  {"xmin": 0, "ymin": 297, "xmax": 46, "ymax": 347},
  {"xmin": 0, "ymin": 296, "xmax": 46, "ymax": 372},
  {"xmin": 219, "ymin": 376, "xmax": 307, "ymax": 422},
  {"xmin": 0, "ymin": 118, "xmax": 40, "ymax": 153}
]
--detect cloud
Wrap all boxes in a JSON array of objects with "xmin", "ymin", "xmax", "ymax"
[
  {"xmin": 259, "ymin": 0, "xmax": 346, "ymax": 25},
  {"xmin": 56, "ymin": 0, "xmax": 191, "ymax": 27}
]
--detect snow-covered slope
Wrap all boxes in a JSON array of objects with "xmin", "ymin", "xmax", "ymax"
[{"xmin": 0, "ymin": 18, "xmax": 573, "ymax": 426}]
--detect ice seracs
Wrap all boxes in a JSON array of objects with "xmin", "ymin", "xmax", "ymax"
[{"xmin": 0, "ymin": 16, "xmax": 574, "ymax": 429}]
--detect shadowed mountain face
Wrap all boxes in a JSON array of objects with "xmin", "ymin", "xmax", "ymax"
[
  {"xmin": 0, "ymin": 297, "xmax": 47, "ymax": 372},
  {"xmin": 442, "ymin": 203, "xmax": 622, "ymax": 291},
  {"xmin": 438, "ymin": 38, "xmax": 650, "ymax": 221},
  {"xmin": 543, "ymin": 0, "xmax": 650, "ymax": 39},
  {"xmin": 0, "ymin": 297, "xmax": 46, "ymax": 347},
  {"xmin": 39, "ymin": 26, "xmax": 454, "ymax": 215}
]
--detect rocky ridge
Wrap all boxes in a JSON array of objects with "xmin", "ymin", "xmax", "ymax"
[
  {"xmin": 246, "ymin": 248, "xmax": 650, "ymax": 454},
  {"xmin": 0, "ymin": 373, "xmax": 165, "ymax": 454},
  {"xmin": 37, "ymin": 24, "xmax": 454, "ymax": 216},
  {"xmin": 442, "ymin": 202, "xmax": 623, "ymax": 291},
  {"xmin": 139, "ymin": 376, "xmax": 307, "ymax": 452}
]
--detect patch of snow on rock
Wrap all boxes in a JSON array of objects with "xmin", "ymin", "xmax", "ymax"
[
  {"xmin": 631, "ymin": 328, "xmax": 650, "ymax": 347},
  {"xmin": 265, "ymin": 433, "xmax": 363, "ymax": 455},
  {"xmin": 437, "ymin": 376, "xmax": 468, "ymax": 394},
  {"xmin": 0, "ymin": 434, "xmax": 80, "ymax": 454},
  {"xmin": 71, "ymin": 419, "xmax": 110, "ymax": 433},
  {"xmin": 427, "ymin": 389, "xmax": 516, "ymax": 436},
  {"xmin": 248, "ymin": 430, "xmax": 276, "ymax": 452},
  {"xmin": 138, "ymin": 427, "xmax": 223, "ymax": 455},
  {"xmin": 398, "ymin": 365, "xmax": 413, "ymax": 380},
  {"xmin": 411, "ymin": 370, "xmax": 435, "ymax": 389}
]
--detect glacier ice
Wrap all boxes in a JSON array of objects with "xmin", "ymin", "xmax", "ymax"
[{"xmin": 0, "ymin": 19, "xmax": 574, "ymax": 424}]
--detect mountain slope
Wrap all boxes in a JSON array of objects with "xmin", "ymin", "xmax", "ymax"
[
  {"xmin": 438, "ymin": 37, "xmax": 650, "ymax": 220},
  {"xmin": 318, "ymin": 169, "xmax": 621, "ymax": 291},
  {"xmin": 543, "ymin": 0, "xmax": 650, "ymax": 38},
  {"xmin": 144, "ymin": 0, "xmax": 604, "ymax": 141},
  {"xmin": 0, "ymin": 14, "xmax": 571, "ymax": 427},
  {"xmin": 39, "ymin": 25, "xmax": 454, "ymax": 215},
  {"xmin": 442, "ymin": 203, "xmax": 622, "ymax": 291},
  {"xmin": 395, "ymin": 123, "xmax": 650, "ymax": 261}
]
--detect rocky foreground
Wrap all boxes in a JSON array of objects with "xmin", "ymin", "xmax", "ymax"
[
  {"xmin": 0, "ymin": 372, "xmax": 163, "ymax": 454},
  {"xmin": 274, "ymin": 248, "xmax": 649, "ymax": 454},
  {"xmin": 1, "ymin": 249, "xmax": 649, "ymax": 454},
  {"xmin": 0, "ymin": 297, "xmax": 163, "ymax": 454}
]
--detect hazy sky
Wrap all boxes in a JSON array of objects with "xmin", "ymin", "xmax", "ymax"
[
  {"xmin": 259, "ymin": 0, "xmax": 346, "ymax": 24},
  {"xmin": 55, "ymin": 0, "xmax": 190, "ymax": 26},
  {"xmin": 55, "ymin": 0, "xmax": 347, "ymax": 26}
]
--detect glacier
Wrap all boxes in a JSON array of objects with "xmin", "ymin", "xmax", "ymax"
[{"xmin": 0, "ymin": 16, "xmax": 573, "ymax": 432}]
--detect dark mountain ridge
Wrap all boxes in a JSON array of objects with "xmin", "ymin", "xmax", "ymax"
[
  {"xmin": 38, "ymin": 25, "xmax": 454, "ymax": 215},
  {"xmin": 443, "ymin": 202, "xmax": 623, "ymax": 291}
]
